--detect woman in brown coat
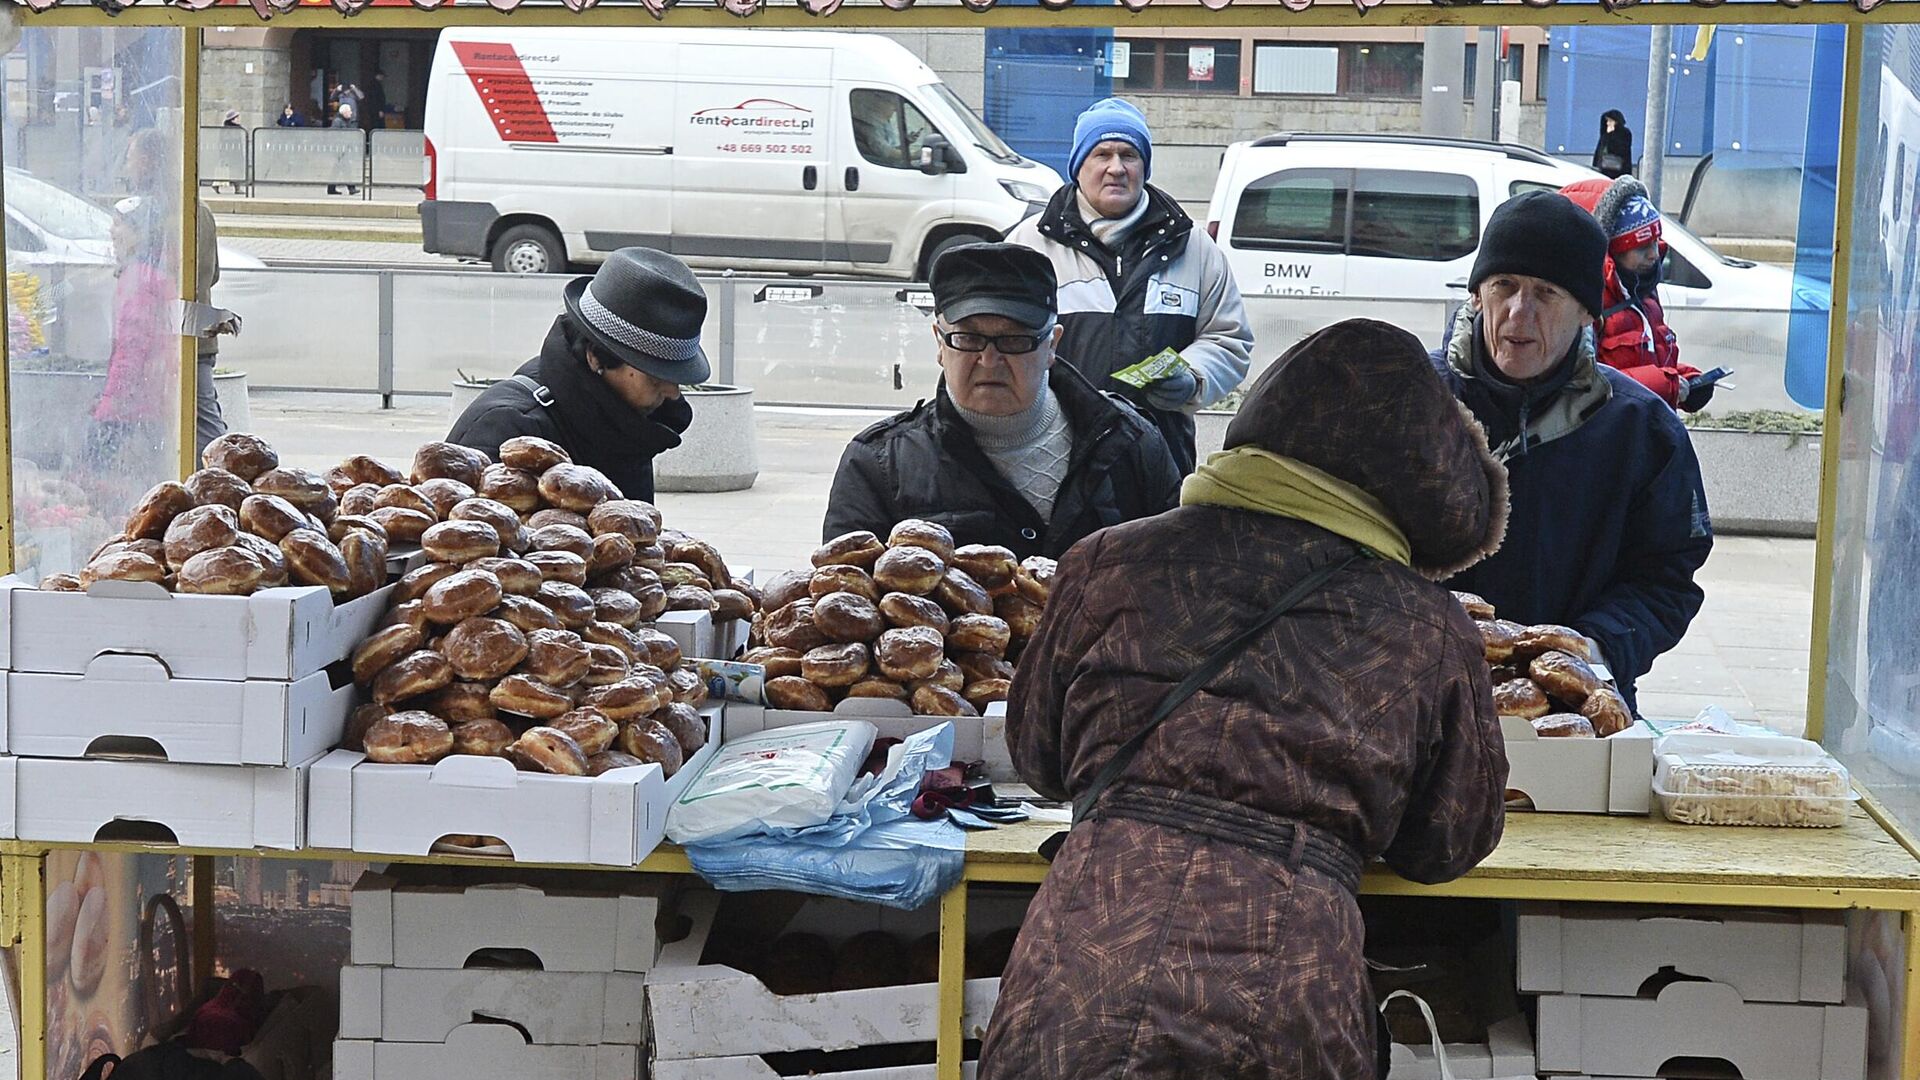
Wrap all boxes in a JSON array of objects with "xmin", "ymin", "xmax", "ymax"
[{"xmin": 979, "ymin": 318, "xmax": 1511, "ymax": 1080}]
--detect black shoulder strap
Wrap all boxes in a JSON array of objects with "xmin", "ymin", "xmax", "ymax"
[{"xmin": 513, "ymin": 373, "xmax": 555, "ymax": 408}]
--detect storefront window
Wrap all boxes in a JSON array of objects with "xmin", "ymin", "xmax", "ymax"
[
  {"xmin": 1252, "ymin": 41, "xmax": 1422, "ymax": 99},
  {"xmin": 1116, "ymin": 39, "xmax": 1241, "ymax": 95}
]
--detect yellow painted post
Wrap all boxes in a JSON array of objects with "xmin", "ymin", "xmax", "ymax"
[
  {"xmin": 1906, "ymin": 911, "xmax": 1920, "ymax": 1078},
  {"xmin": 937, "ymin": 884, "xmax": 968, "ymax": 1080},
  {"xmin": 1805, "ymin": 22, "xmax": 1867, "ymax": 745},
  {"xmin": 179, "ymin": 29, "xmax": 203, "ymax": 480},
  {"xmin": 11, "ymin": 852, "xmax": 45, "ymax": 1080},
  {"xmin": 0, "ymin": 161, "xmax": 14, "ymax": 579}
]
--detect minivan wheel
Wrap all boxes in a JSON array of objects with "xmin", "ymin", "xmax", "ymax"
[
  {"xmin": 492, "ymin": 224, "xmax": 565, "ymax": 274},
  {"xmin": 921, "ymin": 233, "xmax": 992, "ymax": 280}
]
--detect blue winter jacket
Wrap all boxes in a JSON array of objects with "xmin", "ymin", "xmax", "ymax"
[{"xmin": 1431, "ymin": 304, "xmax": 1712, "ymax": 712}]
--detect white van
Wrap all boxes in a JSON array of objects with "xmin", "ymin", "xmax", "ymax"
[{"xmin": 422, "ymin": 28, "xmax": 1061, "ymax": 277}]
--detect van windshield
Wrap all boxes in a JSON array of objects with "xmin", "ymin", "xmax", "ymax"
[{"xmin": 926, "ymin": 84, "xmax": 1021, "ymax": 165}]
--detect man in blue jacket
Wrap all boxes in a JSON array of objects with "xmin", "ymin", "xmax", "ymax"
[{"xmin": 1433, "ymin": 191, "xmax": 1712, "ymax": 713}]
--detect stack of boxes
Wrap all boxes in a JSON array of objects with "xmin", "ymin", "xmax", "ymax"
[
  {"xmin": 1521, "ymin": 902, "xmax": 1870, "ymax": 1080},
  {"xmin": 338, "ymin": 868, "xmax": 669, "ymax": 1079}
]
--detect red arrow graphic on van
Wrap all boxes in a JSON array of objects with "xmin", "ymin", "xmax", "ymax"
[{"xmin": 451, "ymin": 40, "xmax": 558, "ymax": 144}]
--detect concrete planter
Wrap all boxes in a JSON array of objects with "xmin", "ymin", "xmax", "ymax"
[
  {"xmin": 213, "ymin": 371, "xmax": 251, "ymax": 433},
  {"xmin": 1196, "ymin": 409, "xmax": 1233, "ymax": 460},
  {"xmin": 450, "ymin": 379, "xmax": 504, "ymax": 425},
  {"xmin": 655, "ymin": 385, "xmax": 760, "ymax": 493},
  {"xmin": 1687, "ymin": 427, "xmax": 1821, "ymax": 538}
]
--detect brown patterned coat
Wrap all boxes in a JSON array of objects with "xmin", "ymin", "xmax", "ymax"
[{"xmin": 979, "ymin": 320, "xmax": 1510, "ymax": 1080}]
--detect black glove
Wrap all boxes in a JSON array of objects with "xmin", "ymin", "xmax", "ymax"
[{"xmin": 1678, "ymin": 376, "xmax": 1716, "ymax": 413}]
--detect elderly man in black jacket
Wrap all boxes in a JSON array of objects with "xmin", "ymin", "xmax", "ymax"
[{"xmin": 824, "ymin": 243, "xmax": 1181, "ymax": 560}]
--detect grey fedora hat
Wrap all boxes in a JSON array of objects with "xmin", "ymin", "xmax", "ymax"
[{"xmin": 562, "ymin": 247, "xmax": 712, "ymax": 385}]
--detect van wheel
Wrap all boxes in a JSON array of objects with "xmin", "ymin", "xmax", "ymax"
[
  {"xmin": 492, "ymin": 225, "xmax": 565, "ymax": 275},
  {"xmin": 920, "ymin": 234, "xmax": 991, "ymax": 280}
]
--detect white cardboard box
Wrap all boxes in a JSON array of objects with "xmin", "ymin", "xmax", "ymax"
[
  {"xmin": 348, "ymin": 869, "xmax": 667, "ymax": 972},
  {"xmin": 334, "ymin": 1024, "xmax": 638, "ymax": 1080},
  {"xmin": 646, "ymin": 889, "xmax": 1013, "ymax": 1061},
  {"xmin": 1388, "ymin": 1014, "xmax": 1533, "ymax": 1080},
  {"xmin": 0, "ymin": 756, "xmax": 18, "ymax": 838},
  {"xmin": 2, "ymin": 657, "xmax": 353, "ymax": 767},
  {"xmin": 1535, "ymin": 981, "xmax": 1869, "ymax": 1080},
  {"xmin": 0, "ymin": 576, "xmax": 394, "ymax": 681},
  {"xmin": 1518, "ymin": 901, "xmax": 1846, "ymax": 1003},
  {"xmin": 337, "ymin": 965, "xmax": 647, "ymax": 1045},
  {"xmin": 1501, "ymin": 716, "xmax": 1653, "ymax": 815},
  {"xmin": 12, "ymin": 754, "xmax": 311, "ymax": 849},
  {"xmin": 719, "ymin": 701, "xmax": 1010, "ymax": 781},
  {"xmin": 654, "ymin": 1059, "xmax": 978, "ymax": 1080},
  {"xmin": 656, "ymin": 610, "xmax": 716, "ymax": 665},
  {"xmin": 309, "ymin": 704, "xmax": 720, "ymax": 866}
]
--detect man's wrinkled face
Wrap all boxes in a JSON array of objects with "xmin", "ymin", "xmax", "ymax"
[
  {"xmin": 936, "ymin": 313, "xmax": 1061, "ymax": 416},
  {"xmin": 1476, "ymin": 273, "xmax": 1590, "ymax": 382},
  {"xmin": 1077, "ymin": 141, "xmax": 1144, "ymax": 219}
]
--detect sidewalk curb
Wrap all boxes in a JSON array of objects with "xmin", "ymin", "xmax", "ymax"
[{"xmin": 218, "ymin": 223, "xmax": 422, "ymax": 244}]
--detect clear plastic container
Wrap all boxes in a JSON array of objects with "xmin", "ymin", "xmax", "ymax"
[{"xmin": 1652, "ymin": 733, "xmax": 1855, "ymax": 828}]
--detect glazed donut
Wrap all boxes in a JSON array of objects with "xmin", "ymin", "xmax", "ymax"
[
  {"xmin": 490, "ymin": 674, "xmax": 574, "ymax": 719},
  {"xmin": 632, "ymin": 543, "xmax": 669, "ymax": 570},
  {"xmin": 814, "ymin": 531, "xmax": 886, "ymax": 570},
  {"xmin": 583, "ymin": 621, "xmax": 645, "ymax": 662},
  {"xmin": 954, "ymin": 652, "xmax": 1015, "ymax": 685},
  {"xmin": 586, "ymin": 750, "xmax": 647, "ymax": 776},
  {"xmin": 584, "ymin": 642, "xmax": 632, "ymax": 686},
  {"xmin": 470, "ymin": 557, "xmax": 543, "ymax": 597},
  {"xmin": 536, "ymin": 581, "xmax": 598, "ymax": 629},
  {"xmin": 442, "ymin": 616, "xmax": 530, "ymax": 681},
  {"xmin": 341, "ymin": 703, "xmax": 389, "ymax": 752},
  {"xmin": 666, "ymin": 537, "xmax": 732, "ymax": 594},
  {"xmin": 655, "ymin": 702, "xmax": 708, "ymax": 754},
  {"xmin": 951, "ymin": 545, "xmax": 1018, "ymax": 590},
  {"xmin": 551, "ymin": 707, "xmax": 619, "ymax": 756},
  {"xmin": 185, "ymin": 468, "xmax": 253, "ymax": 513},
  {"xmin": 668, "ymin": 666, "xmax": 709, "ymax": 706},
  {"xmin": 539, "ymin": 464, "xmax": 614, "ymax": 513},
  {"xmin": 588, "ymin": 587, "xmax": 643, "ymax": 628},
  {"xmin": 1452, "ymin": 591, "xmax": 1496, "ymax": 621},
  {"xmin": 125, "ymin": 481, "xmax": 198, "ymax": 541},
  {"xmin": 238, "ymin": 493, "xmax": 306, "ymax": 543},
  {"xmin": 529, "ymin": 508, "xmax": 590, "ymax": 532},
  {"xmin": 164, "ymin": 505, "xmax": 242, "ymax": 570},
  {"xmin": 666, "ymin": 585, "xmax": 717, "ymax": 613},
  {"xmin": 659, "ymin": 563, "xmax": 713, "ymax": 590},
  {"xmin": 410, "ymin": 441, "xmax": 491, "ymax": 488},
  {"xmin": 172, "ymin": 547, "xmax": 265, "ymax": 595},
  {"xmin": 523, "ymin": 627, "xmax": 593, "ymax": 687},
  {"xmin": 948, "ymin": 614, "xmax": 1011, "ymax": 657},
  {"xmin": 364, "ymin": 711, "xmax": 455, "ymax": 764},
  {"xmin": 617, "ymin": 720, "xmax": 684, "ymax": 778},
  {"xmin": 592, "ymin": 563, "xmax": 662, "ymax": 596},
  {"xmin": 447, "ymin": 497, "xmax": 519, "ymax": 545},
  {"xmin": 1531, "ymin": 650, "xmax": 1604, "ymax": 708},
  {"xmin": 1515, "ymin": 625, "xmax": 1592, "ymax": 662},
  {"xmin": 507, "ymin": 726, "xmax": 590, "ymax": 775},
  {"xmin": 888, "ymin": 519, "xmax": 957, "ymax": 564},
  {"xmin": 760, "ymin": 569, "xmax": 814, "ymax": 613},
  {"xmin": 588, "ymin": 533, "xmax": 637, "ymax": 579},
  {"xmin": 373, "ymin": 484, "xmax": 437, "ymax": 518},
  {"xmin": 493, "ymin": 594, "xmax": 566, "ymax": 634},
  {"xmin": 254, "ymin": 467, "xmax": 335, "ymax": 517},
  {"xmin": 934, "ymin": 568, "xmax": 993, "ymax": 617},
  {"xmin": 582, "ymin": 670, "xmax": 673, "ymax": 720},
  {"xmin": 395, "ymin": 561, "xmax": 461, "ymax": 604},
  {"xmin": 531, "ymin": 524, "xmax": 596, "ymax": 561},
  {"xmin": 994, "ymin": 593, "xmax": 1044, "ymax": 640},
  {"xmin": 38, "ymin": 573, "xmax": 82, "ymax": 593},
  {"xmin": 339, "ymin": 484, "xmax": 381, "ymax": 518},
  {"xmin": 450, "ymin": 718, "xmax": 515, "ymax": 757},
  {"xmin": 423, "ymin": 568, "xmax": 506, "ymax": 625},
  {"xmin": 1493, "ymin": 678, "xmax": 1551, "ymax": 720},
  {"xmin": 879, "ymin": 593, "xmax": 950, "ymax": 634},
  {"xmin": 414, "ymin": 478, "xmax": 477, "ymax": 520},
  {"xmin": 1478, "ymin": 619, "xmax": 1525, "ymax": 664},
  {"xmin": 202, "ymin": 433, "xmax": 279, "ymax": 482},
  {"xmin": 1017, "ymin": 556, "xmax": 1056, "ymax": 602},
  {"xmin": 1532, "ymin": 714, "xmax": 1597, "ymax": 739},
  {"xmin": 478, "ymin": 464, "xmax": 542, "ymax": 514},
  {"xmin": 352, "ymin": 622, "xmax": 426, "ymax": 686},
  {"xmin": 913, "ymin": 659, "xmax": 965, "ymax": 694},
  {"xmin": 711, "ymin": 589, "xmax": 755, "ymax": 623},
  {"xmin": 1580, "ymin": 686, "xmax": 1634, "ymax": 738},
  {"xmin": 729, "ymin": 578, "xmax": 764, "ymax": 610},
  {"xmin": 765, "ymin": 599, "xmax": 829, "ymax": 652},
  {"xmin": 333, "ymin": 454, "xmax": 406, "ymax": 491},
  {"xmin": 82, "ymin": 549, "xmax": 169, "ymax": 588},
  {"xmin": 809, "ymin": 565, "xmax": 879, "ymax": 603},
  {"xmin": 277, "ymin": 529, "xmax": 351, "ymax": 593},
  {"xmin": 634, "ymin": 627, "xmax": 683, "ymax": 671},
  {"xmin": 370, "ymin": 506, "xmax": 436, "ymax": 545},
  {"xmin": 1489, "ymin": 664, "xmax": 1526, "ymax": 685},
  {"xmin": 587, "ymin": 500, "xmax": 662, "ymax": 545},
  {"xmin": 744, "ymin": 647, "xmax": 805, "ymax": 679},
  {"xmin": 90, "ymin": 536, "xmax": 166, "ymax": 564},
  {"xmin": 812, "ymin": 592, "xmax": 884, "ymax": 644},
  {"xmin": 963, "ymin": 679, "xmax": 1012, "ymax": 711},
  {"xmin": 422, "ymin": 681, "xmax": 499, "ymax": 724},
  {"xmin": 421, "ymin": 520, "xmax": 502, "ymax": 564},
  {"xmin": 527, "ymin": 551, "xmax": 590, "ymax": 587},
  {"xmin": 802, "ymin": 642, "xmax": 871, "ymax": 688},
  {"xmin": 379, "ymin": 599, "xmax": 431, "ymax": 636},
  {"xmin": 500, "ymin": 435, "xmax": 571, "ymax": 473},
  {"xmin": 372, "ymin": 649, "xmax": 455, "ymax": 706},
  {"xmin": 329, "ymin": 514, "xmax": 388, "ymax": 546},
  {"xmin": 847, "ymin": 678, "xmax": 909, "ymax": 702},
  {"xmin": 875, "ymin": 626, "xmax": 945, "ymax": 683},
  {"xmin": 873, "ymin": 546, "xmax": 945, "ymax": 595},
  {"xmin": 911, "ymin": 684, "xmax": 978, "ymax": 718}
]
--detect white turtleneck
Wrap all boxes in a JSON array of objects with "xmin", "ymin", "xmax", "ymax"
[{"xmin": 951, "ymin": 384, "xmax": 1074, "ymax": 521}]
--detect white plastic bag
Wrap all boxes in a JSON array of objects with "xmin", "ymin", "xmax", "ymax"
[{"xmin": 665, "ymin": 719, "xmax": 878, "ymax": 845}]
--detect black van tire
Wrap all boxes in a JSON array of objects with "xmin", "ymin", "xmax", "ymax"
[{"xmin": 492, "ymin": 224, "xmax": 566, "ymax": 275}]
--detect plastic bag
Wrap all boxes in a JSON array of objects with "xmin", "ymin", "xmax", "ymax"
[{"xmin": 665, "ymin": 719, "xmax": 878, "ymax": 846}]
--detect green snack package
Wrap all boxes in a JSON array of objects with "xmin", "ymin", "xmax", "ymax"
[{"xmin": 1110, "ymin": 348, "xmax": 1190, "ymax": 389}]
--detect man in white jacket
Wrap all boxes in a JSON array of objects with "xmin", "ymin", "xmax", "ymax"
[{"xmin": 1007, "ymin": 97, "xmax": 1252, "ymax": 475}]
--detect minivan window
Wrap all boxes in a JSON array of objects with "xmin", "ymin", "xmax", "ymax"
[
  {"xmin": 925, "ymin": 83, "xmax": 1020, "ymax": 164},
  {"xmin": 6, "ymin": 169, "xmax": 112, "ymax": 244},
  {"xmin": 851, "ymin": 89, "xmax": 940, "ymax": 171},
  {"xmin": 1230, "ymin": 168, "xmax": 1346, "ymax": 252},
  {"xmin": 1350, "ymin": 169, "xmax": 1478, "ymax": 261},
  {"xmin": 1510, "ymin": 180, "xmax": 1561, "ymax": 198}
]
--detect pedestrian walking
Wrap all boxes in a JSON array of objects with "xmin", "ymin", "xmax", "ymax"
[{"xmin": 328, "ymin": 102, "xmax": 361, "ymax": 196}]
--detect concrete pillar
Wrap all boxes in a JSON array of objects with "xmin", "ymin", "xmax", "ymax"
[{"xmin": 1422, "ymin": 28, "xmax": 1467, "ymax": 139}]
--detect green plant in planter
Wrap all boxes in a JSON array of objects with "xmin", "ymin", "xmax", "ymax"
[
  {"xmin": 1209, "ymin": 389, "xmax": 1247, "ymax": 415},
  {"xmin": 1682, "ymin": 409, "xmax": 1824, "ymax": 436}
]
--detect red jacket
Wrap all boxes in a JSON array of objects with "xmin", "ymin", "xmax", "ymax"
[
  {"xmin": 94, "ymin": 260, "xmax": 175, "ymax": 424},
  {"xmin": 1559, "ymin": 178, "xmax": 1700, "ymax": 409}
]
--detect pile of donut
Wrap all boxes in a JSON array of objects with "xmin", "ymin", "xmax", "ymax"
[
  {"xmin": 39, "ymin": 432, "xmax": 394, "ymax": 597},
  {"xmin": 745, "ymin": 521, "xmax": 1055, "ymax": 717},
  {"xmin": 1458, "ymin": 591, "xmax": 1631, "ymax": 739},
  {"xmin": 341, "ymin": 435, "xmax": 758, "ymax": 795}
]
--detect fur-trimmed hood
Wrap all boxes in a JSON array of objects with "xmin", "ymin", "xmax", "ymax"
[{"xmin": 1225, "ymin": 318, "xmax": 1508, "ymax": 580}]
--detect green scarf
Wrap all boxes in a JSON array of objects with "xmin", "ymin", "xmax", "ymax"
[{"xmin": 1180, "ymin": 446, "xmax": 1412, "ymax": 566}]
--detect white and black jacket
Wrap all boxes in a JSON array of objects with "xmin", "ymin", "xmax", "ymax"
[{"xmin": 1006, "ymin": 183, "xmax": 1253, "ymax": 474}]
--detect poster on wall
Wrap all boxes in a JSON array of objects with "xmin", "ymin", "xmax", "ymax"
[
  {"xmin": 44, "ymin": 853, "xmax": 189, "ymax": 1080},
  {"xmin": 1109, "ymin": 42, "xmax": 1131, "ymax": 80},
  {"xmin": 1189, "ymin": 45, "xmax": 1215, "ymax": 83}
]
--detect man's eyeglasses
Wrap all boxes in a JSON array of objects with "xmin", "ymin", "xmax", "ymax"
[{"xmin": 938, "ymin": 327, "xmax": 1052, "ymax": 355}]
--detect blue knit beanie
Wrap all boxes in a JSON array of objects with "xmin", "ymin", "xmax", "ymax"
[{"xmin": 1068, "ymin": 97, "xmax": 1152, "ymax": 182}]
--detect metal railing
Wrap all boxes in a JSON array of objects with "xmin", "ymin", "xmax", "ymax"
[{"xmin": 197, "ymin": 126, "xmax": 424, "ymax": 199}]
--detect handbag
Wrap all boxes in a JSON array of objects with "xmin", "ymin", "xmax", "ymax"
[
  {"xmin": 1598, "ymin": 153, "xmax": 1627, "ymax": 174},
  {"xmin": 1037, "ymin": 548, "xmax": 1363, "ymax": 861}
]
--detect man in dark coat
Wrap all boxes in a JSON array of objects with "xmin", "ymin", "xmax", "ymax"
[
  {"xmin": 1433, "ymin": 190, "xmax": 1712, "ymax": 712},
  {"xmin": 982, "ymin": 319, "xmax": 1510, "ymax": 1080},
  {"xmin": 448, "ymin": 247, "xmax": 702, "ymax": 502},
  {"xmin": 823, "ymin": 243, "xmax": 1181, "ymax": 560}
]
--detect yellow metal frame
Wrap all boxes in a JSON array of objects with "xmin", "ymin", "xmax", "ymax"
[{"xmin": 180, "ymin": 30, "xmax": 203, "ymax": 481}]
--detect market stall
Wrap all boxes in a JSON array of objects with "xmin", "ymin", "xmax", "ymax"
[{"xmin": 0, "ymin": 3, "xmax": 1915, "ymax": 1080}]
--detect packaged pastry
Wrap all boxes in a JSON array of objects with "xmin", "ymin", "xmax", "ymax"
[{"xmin": 1653, "ymin": 733, "xmax": 1853, "ymax": 827}]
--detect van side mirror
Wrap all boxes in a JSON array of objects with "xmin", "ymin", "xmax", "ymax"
[{"xmin": 919, "ymin": 134, "xmax": 952, "ymax": 176}]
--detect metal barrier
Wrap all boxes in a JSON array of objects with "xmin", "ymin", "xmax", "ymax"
[
  {"xmin": 370, "ymin": 129, "xmax": 425, "ymax": 188},
  {"xmin": 200, "ymin": 125, "xmax": 250, "ymax": 192},
  {"xmin": 252, "ymin": 127, "xmax": 367, "ymax": 186},
  {"xmin": 198, "ymin": 127, "xmax": 424, "ymax": 198}
]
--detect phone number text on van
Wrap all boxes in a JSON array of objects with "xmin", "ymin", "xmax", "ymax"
[{"xmin": 716, "ymin": 143, "xmax": 813, "ymax": 155}]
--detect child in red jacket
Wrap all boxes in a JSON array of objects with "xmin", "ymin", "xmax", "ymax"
[
  {"xmin": 1559, "ymin": 176, "xmax": 1713, "ymax": 412},
  {"xmin": 88, "ymin": 198, "xmax": 176, "ymax": 481}
]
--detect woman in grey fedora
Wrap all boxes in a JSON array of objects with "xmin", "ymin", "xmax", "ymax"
[{"xmin": 449, "ymin": 247, "xmax": 710, "ymax": 501}]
